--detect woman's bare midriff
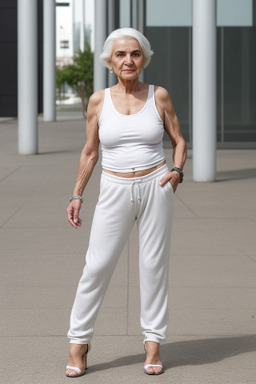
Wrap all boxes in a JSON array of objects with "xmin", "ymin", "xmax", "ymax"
[{"xmin": 103, "ymin": 160, "xmax": 166, "ymax": 178}]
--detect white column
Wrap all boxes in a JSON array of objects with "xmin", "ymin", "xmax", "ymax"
[
  {"xmin": 132, "ymin": 0, "xmax": 145, "ymax": 32},
  {"xmin": 192, "ymin": 0, "xmax": 216, "ymax": 181},
  {"xmin": 43, "ymin": 0, "xmax": 56, "ymax": 122},
  {"xmin": 18, "ymin": 0, "xmax": 38, "ymax": 155},
  {"xmin": 108, "ymin": 0, "xmax": 116, "ymax": 87},
  {"xmin": 137, "ymin": 0, "xmax": 144, "ymax": 82},
  {"xmin": 137, "ymin": 0, "xmax": 145, "ymax": 33},
  {"xmin": 131, "ymin": 0, "xmax": 144, "ymax": 82},
  {"xmin": 80, "ymin": 0, "xmax": 85, "ymax": 51},
  {"xmin": 94, "ymin": 0, "xmax": 107, "ymax": 92},
  {"xmin": 132, "ymin": 0, "xmax": 138, "ymax": 29}
]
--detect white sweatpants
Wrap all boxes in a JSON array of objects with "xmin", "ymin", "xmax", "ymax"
[{"xmin": 67, "ymin": 164, "xmax": 174, "ymax": 345}]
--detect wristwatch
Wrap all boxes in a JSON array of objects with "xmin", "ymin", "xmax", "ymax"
[{"xmin": 171, "ymin": 167, "xmax": 184, "ymax": 183}]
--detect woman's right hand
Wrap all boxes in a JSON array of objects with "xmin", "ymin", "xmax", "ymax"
[{"xmin": 66, "ymin": 200, "xmax": 83, "ymax": 228}]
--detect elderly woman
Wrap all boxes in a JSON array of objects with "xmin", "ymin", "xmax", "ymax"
[{"xmin": 65, "ymin": 28, "xmax": 187, "ymax": 377}]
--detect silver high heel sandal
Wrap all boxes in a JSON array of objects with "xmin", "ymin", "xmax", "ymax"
[{"xmin": 66, "ymin": 342, "xmax": 91, "ymax": 378}]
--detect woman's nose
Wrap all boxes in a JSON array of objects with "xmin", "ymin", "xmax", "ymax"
[{"xmin": 124, "ymin": 54, "xmax": 133, "ymax": 65}]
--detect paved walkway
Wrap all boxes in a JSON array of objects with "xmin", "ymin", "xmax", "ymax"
[{"xmin": 1, "ymin": 114, "xmax": 256, "ymax": 384}]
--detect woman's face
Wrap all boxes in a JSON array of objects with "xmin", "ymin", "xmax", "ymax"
[{"xmin": 110, "ymin": 37, "xmax": 144, "ymax": 81}]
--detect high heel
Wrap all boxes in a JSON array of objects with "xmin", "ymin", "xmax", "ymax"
[
  {"xmin": 66, "ymin": 342, "xmax": 91, "ymax": 378},
  {"xmin": 144, "ymin": 342, "xmax": 164, "ymax": 375}
]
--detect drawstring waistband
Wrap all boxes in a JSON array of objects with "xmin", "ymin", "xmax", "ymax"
[
  {"xmin": 102, "ymin": 163, "xmax": 169, "ymax": 203},
  {"xmin": 130, "ymin": 180, "xmax": 142, "ymax": 203}
]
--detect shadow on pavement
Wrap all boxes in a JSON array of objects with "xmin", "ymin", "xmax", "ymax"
[
  {"xmin": 86, "ymin": 335, "xmax": 256, "ymax": 374},
  {"xmin": 217, "ymin": 168, "xmax": 256, "ymax": 181}
]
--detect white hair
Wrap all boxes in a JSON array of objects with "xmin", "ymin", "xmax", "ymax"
[{"xmin": 99, "ymin": 28, "xmax": 154, "ymax": 69}]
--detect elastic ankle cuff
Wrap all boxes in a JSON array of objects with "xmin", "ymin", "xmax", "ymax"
[
  {"xmin": 69, "ymin": 339, "xmax": 90, "ymax": 345},
  {"xmin": 143, "ymin": 338, "xmax": 160, "ymax": 345}
]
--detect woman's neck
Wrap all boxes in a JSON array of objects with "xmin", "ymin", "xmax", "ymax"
[{"xmin": 116, "ymin": 79, "xmax": 142, "ymax": 94}]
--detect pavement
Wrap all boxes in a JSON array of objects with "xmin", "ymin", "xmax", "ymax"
[{"xmin": 1, "ymin": 113, "xmax": 256, "ymax": 384}]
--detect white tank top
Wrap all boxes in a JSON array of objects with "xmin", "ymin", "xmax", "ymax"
[{"xmin": 99, "ymin": 84, "xmax": 165, "ymax": 173}]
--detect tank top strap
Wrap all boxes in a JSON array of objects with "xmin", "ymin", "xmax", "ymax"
[
  {"xmin": 99, "ymin": 88, "xmax": 112, "ymax": 123},
  {"xmin": 146, "ymin": 84, "xmax": 155, "ymax": 108},
  {"xmin": 102, "ymin": 88, "xmax": 114, "ymax": 115},
  {"xmin": 148, "ymin": 84, "xmax": 154, "ymax": 98},
  {"xmin": 147, "ymin": 84, "xmax": 154, "ymax": 103},
  {"xmin": 104, "ymin": 87, "xmax": 112, "ymax": 106}
]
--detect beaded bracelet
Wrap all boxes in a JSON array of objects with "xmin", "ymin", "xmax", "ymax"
[{"xmin": 70, "ymin": 195, "xmax": 83, "ymax": 203}]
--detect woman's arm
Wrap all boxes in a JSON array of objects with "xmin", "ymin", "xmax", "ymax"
[
  {"xmin": 155, "ymin": 86, "xmax": 187, "ymax": 192},
  {"xmin": 66, "ymin": 91, "xmax": 104, "ymax": 228}
]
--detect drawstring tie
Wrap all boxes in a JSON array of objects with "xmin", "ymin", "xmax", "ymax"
[{"xmin": 130, "ymin": 180, "xmax": 142, "ymax": 203}]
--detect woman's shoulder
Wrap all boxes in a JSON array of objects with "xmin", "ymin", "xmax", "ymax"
[
  {"xmin": 86, "ymin": 90, "xmax": 106, "ymax": 122},
  {"xmin": 89, "ymin": 89, "xmax": 105, "ymax": 106},
  {"xmin": 87, "ymin": 89, "xmax": 106, "ymax": 115},
  {"xmin": 153, "ymin": 85, "xmax": 169, "ymax": 100},
  {"xmin": 153, "ymin": 85, "xmax": 174, "ymax": 113}
]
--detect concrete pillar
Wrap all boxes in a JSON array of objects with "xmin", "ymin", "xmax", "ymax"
[
  {"xmin": 80, "ymin": 0, "xmax": 85, "ymax": 51},
  {"xmin": 192, "ymin": 0, "xmax": 216, "ymax": 181},
  {"xmin": 132, "ymin": 0, "xmax": 138, "ymax": 29},
  {"xmin": 131, "ymin": 0, "xmax": 145, "ymax": 82},
  {"xmin": 108, "ymin": 0, "xmax": 118, "ymax": 87},
  {"xmin": 43, "ymin": 0, "xmax": 56, "ymax": 122},
  {"xmin": 132, "ymin": 0, "xmax": 145, "ymax": 32},
  {"xmin": 108, "ymin": 0, "xmax": 115, "ymax": 33},
  {"xmin": 94, "ymin": 0, "xmax": 107, "ymax": 92},
  {"xmin": 137, "ymin": 0, "xmax": 145, "ymax": 82},
  {"xmin": 137, "ymin": 0, "xmax": 145, "ymax": 33},
  {"xmin": 18, "ymin": 0, "xmax": 38, "ymax": 154}
]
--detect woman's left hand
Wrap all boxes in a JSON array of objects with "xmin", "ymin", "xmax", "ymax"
[{"xmin": 160, "ymin": 171, "xmax": 180, "ymax": 193}]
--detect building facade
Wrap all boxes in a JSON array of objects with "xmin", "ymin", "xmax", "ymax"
[
  {"xmin": 1, "ymin": 0, "xmax": 256, "ymax": 149},
  {"xmin": 0, "ymin": 0, "xmax": 43, "ymax": 117},
  {"xmin": 56, "ymin": 0, "xmax": 94, "ymax": 67},
  {"xmin": 119, "ymin": 0, "xmax": 256, "ymax": 147}
]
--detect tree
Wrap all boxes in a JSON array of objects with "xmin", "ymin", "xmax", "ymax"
[{"xmin": 61, "ymin": 41, "xmax": 94, "ymax": 118}]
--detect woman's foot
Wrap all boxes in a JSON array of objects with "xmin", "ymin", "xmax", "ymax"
[
  {"xmin": 66, "ymin": 343, "xmax": 90, "ymax": 377},
  {"xmin": 144, "ymin": 341, "xmax": 164, "ymax": 375}
]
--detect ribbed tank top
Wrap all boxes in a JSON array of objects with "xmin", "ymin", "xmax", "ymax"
[{"xmin": 98, "ymin": 84, "xmax": 165, "ymax": 173}]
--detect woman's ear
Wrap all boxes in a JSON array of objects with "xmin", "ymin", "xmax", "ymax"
[{"xmin": 105, "ymin": 58, "xmax": 112, "ymax": 69}]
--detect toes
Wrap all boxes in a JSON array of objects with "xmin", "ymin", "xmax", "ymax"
[
  {"xmin": 146, "ymin": 366, "xmax": 155, "ymax": 374},
  {"xmin": 66, "ymin": 369, "xmax": 77, "ymax": 377},
  {"xmin": 144, "ymin": 365, "xmax": 163, "ymax": 375}
]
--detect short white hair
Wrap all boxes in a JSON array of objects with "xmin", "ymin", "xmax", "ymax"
[{"xmin": 99, "ymin": 28, "xmax": 154, "ymax": 69}]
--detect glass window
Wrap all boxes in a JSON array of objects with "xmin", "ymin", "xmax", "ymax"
[
  {"xmin": 146, "ymin": 0, "xmax": 253, "ymax": 27},
  {"xmin": 222, "ymin": 27, "xmax": 256, "ymax": 142},
  {"xmin": 217, "ymin": 0, "xmax": 253, "ymax": 26},
  {"xmin": 146, "ymin": 0, "xmax": 192, "ymax": 27},
  {"xmin": 145, "ymin": 0, "xmax": 256, "ymax": 144},
  {"xmin": 144, "ymin": 27, "xmax": 191, "ymax": 143},
  {"xmin": 120, "ymin": 0, "xmax": 131, "ymax": 27}
]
